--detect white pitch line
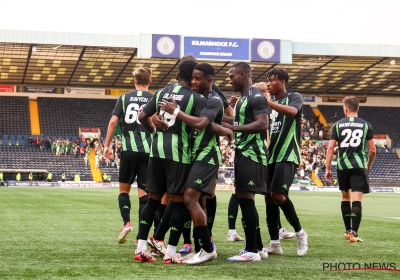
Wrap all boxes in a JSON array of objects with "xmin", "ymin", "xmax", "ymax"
[{"xmin": 387, "ymin": 217, "xmax": 400, "ymax": 220}]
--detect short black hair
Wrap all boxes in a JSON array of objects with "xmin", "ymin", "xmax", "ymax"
[
  {"xmin": 178, "ymin": 59, "xmax": 198, "ymax": 81},
  {"xmin": 231, "ymin": 62, "xmax": 251, "ymax": 76},
  {"xmin": 194, "ymin": 63, "xmax": 215, "ymax": 77},
  {"xmin": 266, "ymin": 68, "xmax": 289, "ymax": 83}
]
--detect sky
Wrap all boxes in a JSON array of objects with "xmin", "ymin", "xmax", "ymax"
[{"xmin": 1, "ymin": 0, "xmax": 400, "ymax": 45}]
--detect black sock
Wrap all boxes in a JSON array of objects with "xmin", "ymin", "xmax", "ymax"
[
  {"xmin": 136, "ymin": 195, "xmax": 148, "ymax": 240},
  {"xmin": 228, "ymin": 193, "xmax": 239, "ymax": 229},
  {"xmin": 278, "ymin": 210, "xmax": 282, "ymax": 229},
  {"xmin": 279, "ymin": 198, "xmax": 302, "ymax": 232},
  {"xmin": 256, "ymin": 210, "xmax": 263, "ymax": 251},
  {"xmin": 153, "ymin": 204, "xmax": 167, "ymax": 234},
  {"xmin": 351, "ymin": 201, "xmax": 362, "ymax": 234},
  {"xmin": 182, "ymin": 211, "xmax": 192, "ymax": 244},
  {"xmin": 238, "ymin": 197, "xmax": 258, "ymax": 253},
  {"xmin": 194, "ymin": 225, "xmax": 213, "ymax": 253},
  {"xmin": 137, "ymin": 198, "xmax": 160, "ymax": 240},
  {"xmin": 118, "ymin": 193, "xmax": 131, "ymax": 225},
  {"xmin": 154, "ymin": 201, "xmax": 173, "ymax": 241},
  {"xmin": 206, "ymin": 196, "xmax": 217, "ymax": 237},
  {"xmin": 193, "ymin": 229, "xmax": 201, "ymax": 253},
  {"xmin": 341, "ymin": 201, "xmax": 351, "ymax": 231},
  {"xmin": 167, "ymin": 202, "xmax": 186, "ymax": 247},
  {"xmin": 266, "ymin": 204, "xmax": 280, "ymax": 240}
]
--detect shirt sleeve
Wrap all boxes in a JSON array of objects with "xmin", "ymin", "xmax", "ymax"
[
  {"xmin": 112, "ymin": 96, "xmax": 124, "ymax": 118},
  {"xmin": 250, "ymin": 94, "xmax": 269, "ymax": 117},
  {"xmin": 366, "ymin": 122, "xmax": 374, "ymax": 140},
  {"xmin": 330, "ymin": 122, "xmax": 339, "ymax": 141},
  {"xmin": 288, "ymin": 92, "xmax": 303, "ymax": 112},
  {"xmin": 193, "ymin": 95, "xmax": 206, "ymax": 117},
  {"xmin": 200, "ymin": 96, "xmax": 223, "ymax": 121},
  {"xmin": 143, "ymin": 90, "xmax": 160, "ymax": 116}
]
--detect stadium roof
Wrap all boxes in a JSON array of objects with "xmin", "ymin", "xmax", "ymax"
[{"xmin": 1, "ymin": 30, "xmax": 400, "ymax": 96}]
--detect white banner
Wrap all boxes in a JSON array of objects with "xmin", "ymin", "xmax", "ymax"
[{"xmin": 65, "ymin": 87, "xmax": 105, "ymax": 95}]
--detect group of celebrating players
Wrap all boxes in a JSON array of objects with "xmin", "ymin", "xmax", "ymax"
[{"xmin": 104, "ymin": 54, "xmax": 375, "ymax": 265}]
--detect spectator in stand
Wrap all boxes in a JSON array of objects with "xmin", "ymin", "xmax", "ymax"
[
  {"xmin": 80, "ymin": 146, "xmax": 86, "ymax": 157},
  {"xmin": 16, "ymin": 173, "xmax": 21, "ymax": 181},
  {"xmin": 28, "ymin": 136, "xmax": 33, "ymax": 147},
  {"xmin": 74, "ymin": 173, "xmax": 80, "ymax": 182},
  {"xmin": 47, "ymin": 172, "xmax": 53, "ymax": 182},
  {"xmin": 62, "ymin": 173, "xmax": 66, "ymax": 182},
  {"xmin": 84, "ymin": 153, "xmax": 89, "ymax": 166},
  {"xmin": 28, "ymin": 172, "xmax": 33, "ymax": 182},
  {"xmin": 33, "ymin": 137, "xmax": 38, "ymax": 148}
]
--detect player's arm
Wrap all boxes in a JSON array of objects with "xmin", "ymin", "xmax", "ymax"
[
  {"xmin": 222, "ymin": 113, "xmax": 268, "ymax": 134},
  {"xmin": 159, "ymin": 96, "xmax": 211, "ymax": 130},
  {"xmin": 138, "ymin": 95, "xmax": 157, "ymax": 135},
  {"xmin": 366, "ymin": 138, "xmax": 376, "ymax": 172},
  {"xmin": 268, "ymin": 93, "xmax": 302, "ymax": 118},
  {"xmin": 267, "ymin": 100, "xmax": 298, "ymax": 118},
  {"xmin": 104, "ymin": 115, "xmax": 119, "ymax": 159},
  {"xmin": 324, "ymin": 139, "xmax": 337, "ymax": 182},
  {"xmin": 207, "ymin": 122, "xmax": 234, "ymax": 143}
]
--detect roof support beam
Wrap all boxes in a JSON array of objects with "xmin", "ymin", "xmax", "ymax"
[
  {"xmin": 67, "ymin": 46, "xmax": 87, "ymax": 86},
  {"xmin": 111, "ymin": 49, "xmax": 137, "ymax": 87},
  {"xmin": 21, "ymin": 44, "xmax": 33, "ymax": 84}
]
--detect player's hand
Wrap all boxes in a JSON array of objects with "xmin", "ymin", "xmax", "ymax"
[
  {"xmin": 229, "ymin": 96, "xmax": 239, "ymax": 107},
  {"xmin": 225, "ymin": 128, "xmax": 234, "ymax": 144},
  {"xmin": 158, "ymin": 96, "xmax": 177, "ymax": 114},
  {"xmin": 103, "ymin": 147, "xmax": 113, "ymax": 159},
  {"xmin": 325, "ymin": 170, "xmax": 332, "ymax": 182},
  {"xmin": 152, "ymin": 114, "xmax": 169, "ymax": 131},
  {"xmin": 222, "ymin": 122, "xmax": 234, "ymax": 130},
  {"xmin": 138, "ymin": 104, "xmax": 145, "ymax": 115}
]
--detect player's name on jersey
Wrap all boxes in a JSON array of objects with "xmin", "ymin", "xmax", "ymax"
[
  {"xmin": 162, "ymin": 93, "xmax": 184, "ymax": 101},
  {"xmin": 130, "ymin": 96, "xmax": 149, "ymax": 102},
  {"xmin": 338, "ymin": 122, "xmax": 364, "ymax": 128}
]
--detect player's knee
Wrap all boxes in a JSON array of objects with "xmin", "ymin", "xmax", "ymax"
[{"xmin": 139, "ymin": 194, "xmax": 148, "ymax": 205}]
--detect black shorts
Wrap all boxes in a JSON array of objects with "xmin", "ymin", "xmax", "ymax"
[
  {"xmin": 337, "ymin": 168, "xmax": 369, "ymax": 193},
  {"xmin": 234, "ymin": 152, "xmax": 267, "ymax": 194},
  {"xmin": 146, "ymin": 157, "xmax": 191, "ymax": 194},
  {"xmin": 185, "ymin": 161, "xmax": 218, "ymax": 195},
  {"xmin": 267, "ymin": 162, "xmax": 298, "ymax": 196},
  {"xmin": 119, "ymin": 151, "xmax": 149, "ymax": 190}
]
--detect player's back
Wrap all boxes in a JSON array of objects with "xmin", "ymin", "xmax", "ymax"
[
  {"xmin": 113, "ymin": 90, "xmax": 153, "ymax": 153},
  {"xmin": 147, "ymin": 83, "xmax": 205, "ymax": 164},
  {"xmin": 333, "ymin": 116, "xmax": 373, "ymax": 170}
]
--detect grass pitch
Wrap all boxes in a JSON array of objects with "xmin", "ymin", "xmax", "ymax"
[{"xmin": 0, "ymin": 188, "xmax": 399, "ymax": 280}]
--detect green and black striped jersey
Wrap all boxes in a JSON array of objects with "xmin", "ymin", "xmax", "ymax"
[
  {"xmin": 268, "ymin": 92, "xmax": 303, "ymax": 165},
  {"xmin": 112, "ymin": 90, "xmax": 153, "ymax": 153},
  {"xmin": 330, "ymin": 117, "xmax": 374, "ymax": 170},
  {"xmin": 192, "ymin": 91, "xmax": 224, "ymax": 166},
  {"xmin": 143, "ymin": 83, "xmax": 205, "ymax": 164},
  {"xmin": 233, "ymin": 87, "xmax": 269, "ymax": 166}
]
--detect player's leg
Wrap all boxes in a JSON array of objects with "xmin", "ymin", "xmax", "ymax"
[
  {"xmin": 184, "ymin": 162, "xmax": 218, "ymax": 265},
  {"xmin": 162, "ymin": 161, "xmax": 191, "ymax": 264},
  {"xmin": 135, "ymin": 158, "xmax": 166, "ymax": 262},
  {"xmin": 338, "ymin": 169, "xmax": 352, "ymax": 239},
  {"xmin": 278, "ymin": 211, "xmax": 295, "ymax": 240},
  {"xmin": 205, "ymin": 179, "xmax": 217, "ymax": 242},
  {"xmin": 269, "ymin": 162, "xmax": 308, "ymax": 256},
  {"xmin": 153, "ymin": 193, "xmax": 171, "ymax": 235},
  {"xmin": 116, "ymin": 151, "xmax": 136, "ymax": 244},
  {"xmin": 179, "ymin": 213, "xmax": 193, "ymax": 254},
  {"xmin": 227, "ymin": 154, "xmax": 265, "ymax": 262},
  {"xmin": 227, "ymin": 190, "xmax": 245, "ymax": 241},
  {"xmin": 348, "ymin": 168, "xmax": 369, "ymax": 242}
]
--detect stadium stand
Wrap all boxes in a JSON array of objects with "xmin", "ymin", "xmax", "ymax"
[
  {"xmin": 37, "ymin": 97, "xmax": 116, "ymax": 137},
  {"xmin": 302, "ymin": 104, "xmax": 316, "ymax": 120},
  {"xmin": 0, "ymin": 145, "xmax": 92, "ymax": 181},
  {"xmin": 0, "ymin": 96, "xmax": 31, "ymax": 136}
]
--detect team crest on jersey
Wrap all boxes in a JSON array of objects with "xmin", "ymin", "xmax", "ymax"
[{"xmin": 270, "ymin": 110, "xmax": 278, "ymax": 122}]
